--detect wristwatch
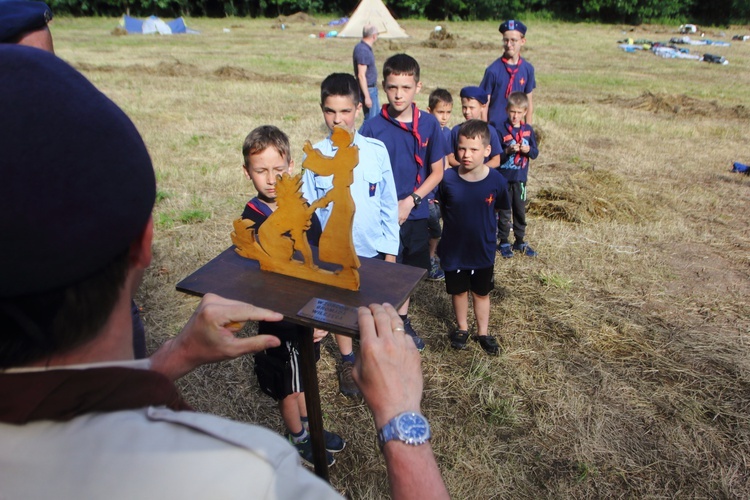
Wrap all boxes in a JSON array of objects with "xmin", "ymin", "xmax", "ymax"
[
  {"xmin": 377, "ymin": 412, "xmax": 431, "ymax": 449},
  {"xmin": 410, "ymin": 192, "xmax": 422, "ymax": 207}
]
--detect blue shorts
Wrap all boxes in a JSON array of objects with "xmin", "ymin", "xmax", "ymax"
[
  {"xmin": 427, "ymin": 199, "xmax": 442, "ymax": 239},
  {"xmin": 445, "ymin": 266, "xmax": 495, "ymax": 296}
]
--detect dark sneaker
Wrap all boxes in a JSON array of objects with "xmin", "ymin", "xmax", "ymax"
[
  {"xmin": 512, "ymin": 242, "xmax": 537, "ymax": 257},
  {"xmin": 323, "ymin": 429, "xmax": 346, "ymax": 453},
  {"xmin": 288, "ymin": 435, "xmax": 335, "ymax": 467},
  {"xmin": 403, "ymin": 317, "xmax": 425, "ymax": 352},
  {"xmin": 428, "ymin": 256, "xmax": 445, "ymax": 281},
  {"xmin": 497, "ymin": 243, "xmax": 514, "ymax": 259},
  {"xmin": 448, "ymin": 329, "xmax": 469, "ymax": 350},
  {"xmin": 472, "ymin": 335, "xmax": 500, "ymax": 356},
  {"xmin": 338, "ymin": 360, "xmax": 360, "ymax": 398}
]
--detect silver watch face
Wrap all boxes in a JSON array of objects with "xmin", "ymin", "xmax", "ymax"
[{"xmin": 396, "ymin": 412, "xmax": 430, "ymax": 443}]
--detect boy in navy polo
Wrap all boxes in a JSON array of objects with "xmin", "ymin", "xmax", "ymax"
[
  {"xmin": 480, "ymin": 19, "xmax": 536, "ymax": 132},
  {"xmin": 447, "ymin": 86, "xmax": 503, "ymax": 169},
  {"xmin": 301, "ymin": 73, "xmax": 399, "ymax": 397},
  {"xmin": 240, "ymin": 125, "xmax": 343, "ymax": 466},
  {"xmin": 497, "ymin": 92, "xmax": 539, "ymax": 258},
  {"xmin": 359, "ymin": 53, "xmax": 450, "ymax": 350},
  {"xmin": 437, "ymin": 120, "xmax": 510, "ymax": 355}
]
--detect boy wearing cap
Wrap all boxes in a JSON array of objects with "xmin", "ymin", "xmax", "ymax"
[
  {"xmin": 480, "ymin": 19, "xmax": 536, "ymax": 132},
  {"xmin": 359, "ymin": 53, "xmax": 450, "ymax": 351},
  {"xmin": 301, "ymin": 73, "xmax": 399, "ymax": 398},
  {"xmin": 240, "ymin": 125, "xmax": 344, "ymax": 466},
  {"xmin": 497, "ymin": 92, "xmax": 539, "ymax": 258},
  {"xmin": 437, "ymin": 120, "xmax": 510, "ymax": 355},
  {"xmin": 447, "ymin": 86, "xmax": 502, "ymax": 169}
]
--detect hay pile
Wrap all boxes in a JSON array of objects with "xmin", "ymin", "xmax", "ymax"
[
  {"xmin": 602, "ymin": 91, "xmax": 750, "ymax": 119},
  {"xmin": 530, "ymin": 169, "xmax": 639, "ymax": 223},
  {"xmin": 423, "ymin": 26, "xmax": 457, "ymax": 49}
]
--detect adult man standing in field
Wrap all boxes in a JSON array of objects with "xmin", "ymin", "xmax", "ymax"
[
  {"xmin": 353, "ymin": 23, "xmax": 380, "ymax": 121},
  {"xmin": 480, "ymin": 20, "xmax": 536, "ymax": 129},
  {"xmin": 0, "ymin": 45, "xmax": 449, "ymax": 500}
]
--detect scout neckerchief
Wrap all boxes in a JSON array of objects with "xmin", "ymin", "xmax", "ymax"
[
  {"xmin": 381, "ymin": 103, "xmax": 424, "ymax": 191},
  {"xmin": 0, "ymin": 367, "xmax": 192, "ymax": 424},
  {"xmin": 506, "ymin": 122, "xmax": 529, "ymax": 168},
  {"xmin": 246, "ymin": 197, "xmax": 273, "ymax": 218},
  {"xmin": 501, "ymin": 57, "xmax": 524, "ymax": 98}
]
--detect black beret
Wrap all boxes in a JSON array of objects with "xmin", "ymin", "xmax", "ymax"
[
  {"xmin": 0, "ymin": 45, "xmax": 156, "ymax": 297},
  {"xmin": 0, "ymin": 0, "xmax": 52, "ymax": 43},
  {"xmin": 499, "ymin": 19, "xmax": 527, "ymax": 36}
]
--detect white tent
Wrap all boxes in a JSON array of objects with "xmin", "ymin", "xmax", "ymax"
[{"xmin": 337, "ymin": 0, "xmax": 409, "ymax": 39}]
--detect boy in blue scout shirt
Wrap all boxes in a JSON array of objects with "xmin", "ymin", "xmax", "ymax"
[
  {"xmin": 497, "ymin": 92, "xmax": 539, "ymax": 258},
  {"xmin": 359, "ymin": 53, "xmax": 450, "ymax": 351},
  {"xmin": 240, "ymin": 125, "xmax": 344, "ymax": 466},
  {"xmin": 447, "ymin": 86, "xmax": 503, "ymax": 169},
  {"xmin": 301, "ymin": 73, "xmax": 399, "ymax": 398},
  {"xmin": 437, "ymin": 120, "xmax": 510, "ymax": 356},
  {"xmin": 425, "ymin": 88, "xmax": 454, "ymax": 282},
  {"xmin": 480, "ymin": 20, "xmax": 536, "ymax": 131}
]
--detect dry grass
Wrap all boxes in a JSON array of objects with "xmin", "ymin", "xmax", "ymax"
[{"xmin": 51, "ymin": 17, "xmax": 750, "ymax": 498}]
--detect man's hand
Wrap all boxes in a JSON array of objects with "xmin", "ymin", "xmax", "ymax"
[
  {"xmin": 150, "ymin": 293, "xmax": 283, "ymax": 380},
  {"xmin": 353, "ymin": 303, "xmax": 423, "ymax": 429},
  {"xmin": 364, "ymin": 95, "xmax": 373, "ymax": 110}
]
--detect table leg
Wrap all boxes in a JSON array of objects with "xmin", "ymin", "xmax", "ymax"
[{"xmin": 299, "ymin": 326, "xmax": 329, "ymax": 481}]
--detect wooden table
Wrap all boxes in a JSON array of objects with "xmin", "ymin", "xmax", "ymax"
[{"xmin": 176, "ymin": 246, "xmax": 425, "ymax": 480}]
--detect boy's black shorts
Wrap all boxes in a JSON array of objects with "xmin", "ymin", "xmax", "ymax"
[
  {"xmin": 254, "ymin": 339, "xmax": 320, "ymax": 401},
  {"xmin": 398, "ymin": 218, "xmax": 430, "ymax": 270},
  {"xmin": 444, "ymin": 266, "xmax": 495, "ymax": 296}
]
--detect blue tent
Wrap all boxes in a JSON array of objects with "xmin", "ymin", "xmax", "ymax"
[{"xmin": 121, "ymin": 15, "xmax": 199, "ymax": 35}]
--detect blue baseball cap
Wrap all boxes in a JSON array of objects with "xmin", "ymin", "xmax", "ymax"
[
  {"xmin": 460, "ymin": 86, "xmax": 489, "ymax": 105},
  {"xmin": 0, "ymin": 45, "xmax": 156, "ymax": 297},
  {"xmin": 499, "ymin": 20, "xmax": 527, "ymax": 36},
  {"xmin": 0, "ymin": 1, "xmax": 52, "ymax": 43}
]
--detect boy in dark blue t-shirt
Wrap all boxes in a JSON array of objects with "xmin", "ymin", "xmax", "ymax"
[
  {"xmin": 359, "ymin": 53, "xmax": 450, "ymax": 351},
  {"xmin": 438, "ymin": 120, "xmax": 510, "ymax": 356},
  {"xmin": 480, "ymin": 20, "xmax": 536, "ymax": 132},
  {"xmin": 497, "ymin": 92, "xmax": 539, "ymax": 258},
  {"xmin": 240, "ymin": 125, "xmax": 342, "ymax": 466}
]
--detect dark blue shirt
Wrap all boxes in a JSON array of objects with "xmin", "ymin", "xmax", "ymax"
[
  {"xmin": 437, "ymin": 167, "xmax": 509, "ymax": 271},
  {"xmin": 359, "ymin": 109, "xmax": 449, "ymax": 220},
  {"xmin": 480, "ymin": 57, "xmax": 536, "ymax": 130},
  {"xmin": 352, "ymin": 40, "xmax": 377, "ymax": 87}
]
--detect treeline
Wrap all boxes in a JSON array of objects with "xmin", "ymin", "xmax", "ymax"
[{"xmin": 47, "ymin": 0, "xmax": 749, "ymax": 26}]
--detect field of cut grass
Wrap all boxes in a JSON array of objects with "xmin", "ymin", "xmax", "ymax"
[{"xmin": 51, "ymin": 16, "xmax": 750, "ymax": 498}]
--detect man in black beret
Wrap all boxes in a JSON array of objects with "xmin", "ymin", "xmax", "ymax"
[
  {"xmin": 0, "ymin": 0, "xmax": 54, "ymax": 51},
  {"xmin": 0, "ymin": 45, "xmax": 448, "ymax": 499}
]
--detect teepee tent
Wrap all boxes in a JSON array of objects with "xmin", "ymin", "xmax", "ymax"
[{"xmin": 337, "ymin": 0, "xmax": 409, "ymax": 39}]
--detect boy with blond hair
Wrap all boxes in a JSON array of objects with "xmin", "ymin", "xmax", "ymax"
[
  {"xmin": 359, "ymin": 53, "xmax": 450, "ymax": 350},
  {"xmin": 497, "ymin": 91, "xmax": 539, "ymax": 258},
  {"xmin": 438, "ymin": 120, "xmax": 510, "ymax": 355},
  {"xmin": 240, "ymin": 125, "xmax": 344, "ymax": 466},
  {"xmin": 301, "ymin": 73, "xmax": 399, "ymax": 397}
]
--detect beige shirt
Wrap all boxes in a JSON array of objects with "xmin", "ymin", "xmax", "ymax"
[{"xmin": 0, "ymin": 361, "xmax": 342, "ymax": 499}]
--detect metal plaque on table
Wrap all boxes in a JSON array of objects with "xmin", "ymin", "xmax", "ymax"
[{"xmin": 298, "ymin": 298, "xmax": 359, "ymax": 332}]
